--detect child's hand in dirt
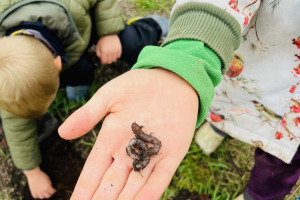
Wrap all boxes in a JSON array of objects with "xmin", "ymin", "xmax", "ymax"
[
  {"xmin": 23, "ymin": 166, "xmax": 56, "ymax": 199},
  {"xmin": 96, "ymin": 34, "xmax": 122, "ymax": 65},
  {"xmin": 58, "ymin": 68, "xmax": 199, "ymax": 200}
]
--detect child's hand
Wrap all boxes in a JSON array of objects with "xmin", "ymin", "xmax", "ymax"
[
  {"xmin": 58, "ymin": 68, "xmax": 199, "ymax": 200},
  {"xmin": 96, "ymin": 34, "xmax": 122, "ymax": 64},
  {"xmin": 23, "ymin": 166, "xmax": 56, "ymax": 199}
]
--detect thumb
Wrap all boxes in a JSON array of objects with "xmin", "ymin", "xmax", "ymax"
[{"xmin": 58, "ymin": 88, "xmax": 110, "ymax": 140}]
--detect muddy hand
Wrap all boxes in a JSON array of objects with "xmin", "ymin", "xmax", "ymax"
[{"xmin": 58, "ymin": 68, "xmax": 198, "ymax": 200}]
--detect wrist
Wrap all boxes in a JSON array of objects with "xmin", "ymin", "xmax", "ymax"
[
  {"xmin": 23, "ymin": 166, "xmax": 41, "ymax": 176},
  {"xmin": 132, "ymin": 42, "xmax": 222, "ymax": 127},
  {"xmin": 152, "ymin": 67, "xmax": 198, "ymax": 96}
]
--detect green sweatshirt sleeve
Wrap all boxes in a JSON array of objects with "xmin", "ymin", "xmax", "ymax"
[
  {"xmin": 0, "ymin": 108, "xmax": 41, "ymax": 170},
  {"xmin": 132, "ymin": 2, "xmax": 241, "ymax": 127},
  {"xmin": 132, "ymin": 40, "xmax": 222, "ymax": 127},
  {"xmin": 163, "ymin": 2, "xmax": 241, "ymax": 72}
]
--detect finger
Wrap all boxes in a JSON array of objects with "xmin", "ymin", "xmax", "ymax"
[
  {"xmin": 91, "ymin": 157, "xmax": 132, "ymax": 200},
  {"xmin": 104, "ymin": 56, "xmax": 113, "ymax": 64},
  {"xmin": 36, "ymin": 193, "xmax": 43, "ymax": 199},
  {"xmin": 106, "ymin": 53, "xmax": 116, "ymax": 64},
  {"xmin": 43, "ymin": 188, "xmax": 56, "ymax": 199},
  {"xmin": 100, "ymin": 54, "xmax": 109, "ymax": 64},
  {"xmin": 105, "ymin": 51, "xmax": 119, "ymax": 64},
  {"xmin": 117, "ymin": 155, "xmax": 162, "ymax": 200},
  {"xmin": 31, "ymin": 193, "xmax": 38, "ymax": 199},
  {"xmin": 135, "ymin": 157, "xmax": 181, "ymax": 200},
  {"xmin": 49, "ymin": 187, "xmax": 57, "ymax": 195},
  {"xmin": 110, "ymin": 55, "xmax": 118, "ymax": 64},
  {"xmin": 43, "ymin": 191, "xmax": 54, "ymax": 199},
  {"xmin": 58, "ymin": 88, "xmax": 109, "ymax": 140},
  {"xmin": 117, "ymin": 49, "xmax": 122, "ymax": 59},
  {"xmin": 71, "ymin": 145, "xmax": 113, "ymax": 200},
  {"xmin": 113, "ymin": 51, "xmax": 121, "ymax": 61},
  {"xmin": 110, "ymin": 54, "xmax": 116, "ymax": 64}
]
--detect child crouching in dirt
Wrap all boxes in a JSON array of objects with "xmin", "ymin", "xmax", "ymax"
[
  {"xmin": 0, "ymin": 0, "xmax": 168, "ymax": 199},
  {"xmin": 58, "ymin": 0, "xmax": 300, "ymax": 200}
]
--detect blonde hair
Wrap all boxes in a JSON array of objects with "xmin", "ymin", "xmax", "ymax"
[{"xmin": 0, "ymin": 35, "xmax": 59, "ymax": 119}]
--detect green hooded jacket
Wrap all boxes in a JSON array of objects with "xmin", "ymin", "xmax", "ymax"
[{"xmin": 0, "ymin": 0, "xmax": 124, "ymax": 170}]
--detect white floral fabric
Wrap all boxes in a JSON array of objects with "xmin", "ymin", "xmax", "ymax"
[
  {"xmin": 208, "ymin": 0, "xmax": 300, "ymax": 163},
  {"xmin": 174, "ymin": 0, "xmax": 300, "ymax": 163}
]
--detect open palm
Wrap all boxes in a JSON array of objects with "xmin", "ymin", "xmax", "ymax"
[{"xmin": 58, "ymin": 68, "xmax": 199, "ymax": 200}]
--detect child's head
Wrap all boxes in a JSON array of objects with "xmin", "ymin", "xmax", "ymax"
[{"xmin": 0, "ymin": 35, "xmax": 61, "ymax": 119}]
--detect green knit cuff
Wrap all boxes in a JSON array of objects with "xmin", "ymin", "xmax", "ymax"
[
  {"xmin": 132, "ymin": 40, "xmax": 222, "ymax": 127},
  {"xmin": 162, "ymin": 2, "xmax": 241, "ymax": 73}
]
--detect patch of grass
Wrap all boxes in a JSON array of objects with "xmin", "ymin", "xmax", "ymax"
[
  {"xmin": 48, "ymin": 80, "xmax": 100, "ymax": 121},
  {"xmin": 0, "ymin": 147, "xmax": 24, "ymax": 199},
  {"xmin": 161, "ymin": 137, "xmax": 254, "ymax": 200},
  {"xmin": 161, "ymin": 135, "xmax": 300, "ymax": 200},
  {"xmin": 0, "ymin": 151, "xmax": 11, "ymax": 163},
  {"xmin": 128, "ymin": 0, "xmax": 175, "ymax": 15},
  {"xmin": 76, "ymin": 129, "xmax": 99, "ymax": 158},
  {"xmin": 48, "ymin": 89, "xmax": 85, "ymax": 121},
  {"xmin": 0, "ymin": 193, "xmax": 20, "ymax": 200},
  {"xmin": 48, "ymin": 83, "xmax": 101, "ymax": 161},
  {"xmin": 0, "ymin": 147, "xmax": 5, "ymax": 157},
  {"xmin": 0, "ymin": 142, "xmax": 11, "ymax": 163},
  {"xmin": 286, "ymin": 180, "xmax": 300, "ymax": 200}
]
